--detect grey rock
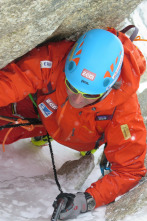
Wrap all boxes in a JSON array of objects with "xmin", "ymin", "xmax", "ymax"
[
  {"xmin": 57, "ymin": 154, "xmax": 95, "ymax": 190},
  {"xmin": 0, "ymin": 0, "xmax": 143, "ymax": 68},
  {"xmin": 106, "ymin": 177, "xmax": 147, "ymax": 221},
  {"xmin": 138, "ymin": 70, "xmax": 147, "ymax": 130}
]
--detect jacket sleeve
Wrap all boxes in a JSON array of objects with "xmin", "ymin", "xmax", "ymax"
[
  {"xmin": 86, "ymin": 94, "xmax": 146, "ymax": 208},
  {"xmin": 0, "ymin": 46, "xmax": 51, "ymax": 107}
]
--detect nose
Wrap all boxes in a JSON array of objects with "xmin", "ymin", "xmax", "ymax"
[{"xmin": 72, "ymin": 93, "xmax": 85, "ymax": 103}]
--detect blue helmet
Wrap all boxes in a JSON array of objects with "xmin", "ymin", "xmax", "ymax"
[{"xmin": 65, "ymin": 29, "xmax": 124, "ymax": 94}]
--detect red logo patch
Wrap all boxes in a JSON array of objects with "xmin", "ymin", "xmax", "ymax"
[
  {"xmin": 81, "ymin": 69, "xmax": 96, "ymax": 81},
  {"xmin": 44, "ymin": 98, "xmax": 58, "ymax": 111},
  {"xmin": 74, "ymin": 206, "xmax": 78, "ymax": 210}
]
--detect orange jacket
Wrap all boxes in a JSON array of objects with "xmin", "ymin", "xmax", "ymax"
[{"xmin": 0, "ymin": 29, "xmax": 146, "ymax": 207}]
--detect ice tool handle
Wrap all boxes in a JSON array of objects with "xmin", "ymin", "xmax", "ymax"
[{"xmin": 51, "ymin": 197, "xmax": 68, "ymax": 221}]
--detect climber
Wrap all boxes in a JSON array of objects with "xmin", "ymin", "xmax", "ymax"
[{"xmin": 0, "ymin": 27, "xmax": 146, "ymax": 220}]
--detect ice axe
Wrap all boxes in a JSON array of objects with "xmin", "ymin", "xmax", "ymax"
[{"xmin": 51, "ymin": 196, "xmax": 68, "ymax": 221}]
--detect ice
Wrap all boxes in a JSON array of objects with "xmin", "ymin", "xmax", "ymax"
[{"xmin": 0, "ymin": 139, "xmax": 106, "ymax": 221}]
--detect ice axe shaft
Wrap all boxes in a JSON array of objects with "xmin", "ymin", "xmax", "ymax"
[{"xmin": 51, "ymin": 197, "xmax": 67, "ymax": 221}]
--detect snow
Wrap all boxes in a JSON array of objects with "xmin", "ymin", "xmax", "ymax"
[
  {"xmin": 122, "ymin": 206, "xmax": 147, "ymax": 221},
  {"xmin": 0, "ymin": 138, "xmax": 146, "ymax": 221},
  {"xmin": 0, "ymin": 140, "xmax": 106, "ymax": 221},
  {"xmin": 138, "ymin": 81, "xmax": 147, "ymax": 93}
]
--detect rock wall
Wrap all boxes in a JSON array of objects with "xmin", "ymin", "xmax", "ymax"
[
  {"xmin": 0, "ymin": 1, "xmax": 147, "ymax": 220},
  {"xmin": 106, "ymin": 176, "xmax": 147, "ymax": 221},
  {"xmin": 0, "ymin": 0, "xmax": 143, "ymax": 68}
]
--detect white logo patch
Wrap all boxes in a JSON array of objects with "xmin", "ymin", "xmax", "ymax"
[
  {"xmin": 38, "ymin": 103, "xmax": 53, "ymax": 118},
  {"xmin": 40, "ymin": 60, "xmax": 52, "ymax": 69}
]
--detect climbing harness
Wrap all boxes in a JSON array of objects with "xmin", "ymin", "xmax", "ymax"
[
  {"xmin": 120, "ymin": 25, "xmax": 139, "ymax": 41},
  {"xmin": 120, "ymin": 24, "xmax": 147, "ymax": 42},
  {"xmin": 0, "ymin": 115, "xmax": 43, "ymax": 152}
]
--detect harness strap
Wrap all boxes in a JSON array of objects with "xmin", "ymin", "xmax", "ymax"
[
  {"xmin": 120, "ymin": 25, "xmax": 139, "ymax": 41},
  {"xmin": 28, "ymin": 93, "xmax": 39, "ymax": 116},
  {"xmin": 120, "ymin": 25, "xmax": 147, "ymax": 42},
  {"xmin": 0, "ymin": 115, "xmax": 43, "ymax": 152}
]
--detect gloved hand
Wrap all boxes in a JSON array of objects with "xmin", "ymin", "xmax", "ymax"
[{"xmin": 52, "ymin": 192, "xmax": 96, "ymax": 220}]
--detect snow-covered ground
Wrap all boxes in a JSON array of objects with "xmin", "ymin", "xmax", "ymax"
[
  {"xmin": 0, "ymin": 138, "xmax": 147, "ymax": 221},
  {"xmin": 0, "ymin": 1, "xmax": 147, "ymax": 221},
  {"xmin": 0, "ymin": 139, "xmax": 106, "ymax": 221}
]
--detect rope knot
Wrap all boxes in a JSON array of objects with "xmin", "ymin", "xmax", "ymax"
[
  {"xmin": 16, "ymin": 119, "xmax": 34, "ymax": 131},
  {"xmin": 1, "ymin": 117, "xmax": 35, "ymax": 152}
]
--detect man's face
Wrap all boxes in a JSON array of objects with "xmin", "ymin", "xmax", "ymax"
[{"xmin": 66, "ymin": 86, "xmax": 98, "ymax": 108}]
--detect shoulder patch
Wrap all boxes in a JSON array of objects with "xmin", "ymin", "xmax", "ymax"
[
  {"xmin": 121, "ymin": 124, "xmax": 131, "ymax": 140},
  {"xmin": 44, "ymin": 98, "xmax": 58, "ymax": 111},
  {"xmin": 40, "ymin": 60, "xmax": 52, "ymax": 68},
  {"xmin": 38, "ymin": 102, "xmax": 53, "ymax": 118}
]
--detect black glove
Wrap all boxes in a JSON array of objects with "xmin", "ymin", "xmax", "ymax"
[{"xmin": 52, "ymin": 192, "xmax": 96, "ymax": 220}]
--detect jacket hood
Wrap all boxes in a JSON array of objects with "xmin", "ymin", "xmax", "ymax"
[{"xmin": 84, "ymin": 35, "xmax": 146, "ymax": 113}]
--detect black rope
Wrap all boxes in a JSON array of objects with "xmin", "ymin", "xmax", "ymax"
[
  {"xmin": 0, "ymin": 115, "xmax": 42, "ymax": 131},
  {"xmin": 47, "ymin": 134, "xmax": 63, "ymax": 193},
  {"xmin": 0, "ymin": 122, "xmax": 39, "ymax": 130},
  {"xmin": 0, "ymin": 115, "xmax": 18, "ymax": 121}
]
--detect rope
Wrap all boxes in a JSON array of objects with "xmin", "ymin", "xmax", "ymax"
[
  {"xmin": 2, "ymin": 128, "xmax": 13, "ymax": 152},
  {"xmin": 134, "ymin": 36, "xmax": 147, "ymax": 41},
  {"xmin": 0, "ymin": 115, "xmax": 43, "ymax": 152},
  {"xmin": 47, "ymin": 134, "xmax": 63, "ymax": 193}
]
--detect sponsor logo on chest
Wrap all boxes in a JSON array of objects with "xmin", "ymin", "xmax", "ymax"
[
  {"xmin": 45, "ymin": 98, "xmax": 58, "ymax": 111},
  {"xmin": 38, "ymin": 103, "xmax": 53, "ymax": 118},
  {"xmin": 38, "ymin": 98, "xmax": 58, "ymax": 118}
]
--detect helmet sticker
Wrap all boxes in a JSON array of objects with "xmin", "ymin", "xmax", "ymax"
[
  {"xmin": 81, "ymin": 69, "xmax": 96, "ymax": 81},
  {"xmin": 69, "ymin": 43, "xmax": 78, "ymax": 61},
  {"xmin": 112, "ymin": 54, "xmax": 123, "ymax": 79},
  {"xmin": 79, "ymin": 41, "xmax": 84, "ymax": 48}
]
